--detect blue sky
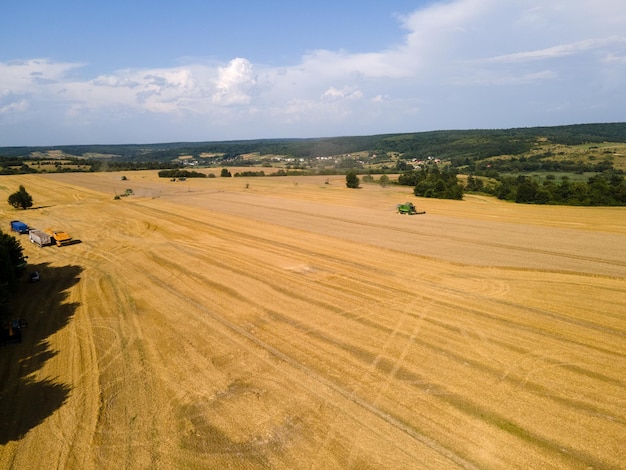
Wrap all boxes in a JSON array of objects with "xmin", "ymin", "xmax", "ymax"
[{"xmin": 1, "ymin": 0, "xmax": 625, "ymax": 146}]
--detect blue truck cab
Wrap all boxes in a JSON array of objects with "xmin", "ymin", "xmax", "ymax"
[{"xmin": 10, "ymin": 220, "xmax": 29, "ymax": 234}]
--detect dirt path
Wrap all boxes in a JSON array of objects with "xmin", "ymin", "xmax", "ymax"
[{"xmin": 0, "ymin": 172, "xmax": 624, "ymax": 469}]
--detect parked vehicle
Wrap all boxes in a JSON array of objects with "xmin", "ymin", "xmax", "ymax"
[
  {"xmin": 12, "ymin": 319, "xmax": 28, "ymax": 329},
  {"xmin": 10, "ymin": 220, "xmax": 29, "ymax": 234},
  {"xmin": 29, "ymin": 271, "xmax": 40, "ymax": 282},
  {"xmin": 29, "ymin": 229, "xmax": 52, "ymax": 247},
  {"xmin": 45, "ymin": 228, "xmax": 72, "ymax": 247}
]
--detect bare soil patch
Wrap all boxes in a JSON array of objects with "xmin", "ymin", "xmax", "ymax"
[{"xmin": 1, "ymin": 171, "xmax": 624, "ymax": 469}]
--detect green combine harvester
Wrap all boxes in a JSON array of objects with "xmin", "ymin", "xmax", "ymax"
[{"xmin": 396, "ymin": 202, "xmax": 426, "ymax": 215}]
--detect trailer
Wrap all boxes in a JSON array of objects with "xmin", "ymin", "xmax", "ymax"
[
  {"xmin": 29, "ymin": 229, "xmax": 52, "ymax": 247},
  {"xmin": 10, "ymin": 220, "xmax": 29, "ymax": 234},
  {"xmin": 45, "ymin": 228, "xmax": 72, "ymax": 247}
]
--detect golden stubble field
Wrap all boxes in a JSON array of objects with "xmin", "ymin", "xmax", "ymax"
[{"xmin": 0, "ymin": 170, "xmax": 624, "ymax": 469}]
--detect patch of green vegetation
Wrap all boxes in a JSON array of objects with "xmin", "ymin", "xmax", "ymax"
[
  {"xmin": 398, "ymin": 166, "xmax": 464, "ymax": 199},
  {"xmin": 497, "ymin": 171, "xmax": 597, "ymax": 183},
  {"xmin": 157, "ymin": 169, "xmax": 207, "ymax": 179}
]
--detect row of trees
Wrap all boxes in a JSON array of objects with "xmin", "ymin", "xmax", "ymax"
[
  {"xmin": 470, "ymin": 156, "xmax": 615, "ymax": 174},
  {"xmin": 397, "ymin": 164, "xmax": 626, "ymax": 205},
  {"xmin": 490, "ymin": 173, "xmax": 626, "ymax": 205},
  {"xmin": 157, "ymin": 169, "xmax": 207, "ymax": 178}
]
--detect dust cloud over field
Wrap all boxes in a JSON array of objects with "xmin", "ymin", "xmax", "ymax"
[{"xmin": 1, "ymin": 171, "xmax": 625, "ymax": 469}]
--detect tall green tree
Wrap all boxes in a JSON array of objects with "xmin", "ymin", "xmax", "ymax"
[
  {"xmin": 345, "ymin": 170, "xmax": 360, "ymax": 189},
  {"xmin": 0, "ymin": 230, "xmax": 26, "ymax": 316},
  {"xmin": 7, "ymin": 185, "xmax": 33, "ymax": 210}
]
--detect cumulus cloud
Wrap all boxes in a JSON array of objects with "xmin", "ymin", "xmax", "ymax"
[
  {"xmin": 400, "ymin": 0, "xmax": 495, "ymax": 50},
  {"xmin": 212, "ymin": 58, "xmax": 257, "ymax": 105}
]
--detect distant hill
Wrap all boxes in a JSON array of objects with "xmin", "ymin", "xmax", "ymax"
[{"xmin": 2, "ymin": 122, "xmax": 625, "ymax": 164}]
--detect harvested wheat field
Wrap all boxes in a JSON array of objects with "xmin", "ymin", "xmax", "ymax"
[{"xmin": 0, "ymin": 171, "xmax": 625, "ymax": 469}]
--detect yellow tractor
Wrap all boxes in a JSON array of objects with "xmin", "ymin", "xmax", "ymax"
[{"xmin": 45, "ymin": 228, "xmax": 72, "ymax": 246}]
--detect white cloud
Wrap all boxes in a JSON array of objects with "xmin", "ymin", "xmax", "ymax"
[
  {"xmin": 0, "ymin": 94, "xmax": 28, "ymax": 114},
  {"xmin": 401, "ymin": 0, "xmax": 495, "ymax": 48},
  {"xmin": 604, "ymin": 53, "xmax": 626, "ymax": 64},
  {"xmin": 0, "ymin": 59, "xmax": 84, "ymax": 91},
  {"xmin": 454, "ymin": 70, "xmax": 558, "ymax": 86},
  {"xmin": 212, "ymin": 58, "xmax": 257, "ymax": 105},
  {"xmin": 485, "ymin": 36, "xmax": 626, "ymax": 63},
  {"xmin": 321, "ymin": 86, "xmax": 363, "ymax": 101}
]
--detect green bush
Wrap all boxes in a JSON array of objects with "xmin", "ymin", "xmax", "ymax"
[{"xmin": 346, "ymin": 170, "xmax": 360, "ymax": 188}]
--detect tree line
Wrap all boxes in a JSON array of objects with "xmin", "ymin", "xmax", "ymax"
[
  {"xmin": 157, "ymin": 169, "xmax": 207, "ymax": 178},
  {"xmin": 469, "ymin": 156, "xmax": 615, "ymax": 174},
  {"xmin": 488, "ymin": 172, "xmax": 626, "ymax": 205}
]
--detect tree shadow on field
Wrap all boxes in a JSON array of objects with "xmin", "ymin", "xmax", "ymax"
[{"xmin": 0, "ymin": 263, "xmax": 82, "ymax": 444}]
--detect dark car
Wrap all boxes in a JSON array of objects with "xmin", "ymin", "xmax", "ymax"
[
  {"xmin": 29, "ymin": 271, "xmax": 40, "ymax": 282},
  {"xmin": 12, "ymin": 318, "xmax": 28, "ymax": 329}
]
